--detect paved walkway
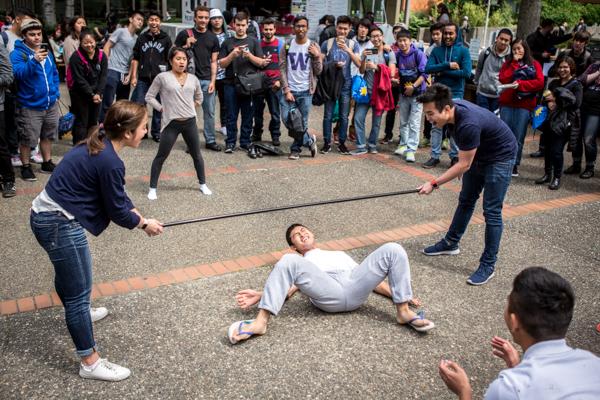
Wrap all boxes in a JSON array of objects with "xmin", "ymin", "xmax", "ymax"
[{"xmin": 1, "ymin": 97, "xmax": 599, "ymax": 399}]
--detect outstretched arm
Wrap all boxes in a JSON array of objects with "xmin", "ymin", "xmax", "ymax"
[{"xmin": 236, "ymin": 285, "xmax": 298, "ymax": 310}]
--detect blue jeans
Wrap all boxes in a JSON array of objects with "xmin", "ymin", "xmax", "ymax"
[
  {"xmin": 430, "ymin": 127, "xmax": 458, "ymax": 159},
  {"xmin": 499, "ymin": 107, "xmax": 530, "ymax": 166},
  {"xmin": 199, "ymin": 79, "xmax": 217, "ymax": 144},
  {"xmin": 99, "ymin": 69, "xmax": 131, "ymax": 123},
  {"xmin": 253, "ymin": 89, "xmax": 281, "ymax": 140},
  {"xmin": 398, "ymin": 96, "xmax": 423, "ymax": 152},
  {"xmin": 572, "ymin": 113, "xmax": 599, "ymax": 167},
  {"xmin": 445, "ymin": 160, "xmax": 514, "ymax": 271},
  {"xmin": 30, "ymin": 211, "xmax": 96, "ymax": 357},
  {"xmin": 131, "ymin": 79, "xmax": 161, "ymax": 139},
  {"xmin": 279, "ymin": 90, "xmax": 314, "ymax": 153},
  {"xmin": 224, "ymin": 83, "xmax": 253, "ymax": 148},
  {"xmin": 476, "ymin": 93, "xmax": 499, "ymax": 113},
  {"xmin": 323, "ymin": 82, "xmax": 351, "ymax": 144},
  {"xmin": 354, "ymin": 103, "xmax": 383, "ymax": 149}
]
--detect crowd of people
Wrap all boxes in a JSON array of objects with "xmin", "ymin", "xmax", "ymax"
[
  {"xmin": 1, "ymin": 7, "xmax": 598, "ymax": 200},
  {"xmin": 0, "ymin": 5, "xmax": 599, "ymax": 395}
]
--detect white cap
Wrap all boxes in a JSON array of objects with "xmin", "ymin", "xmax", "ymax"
[{"xmin": 209, "ymin": 9, "xmax": 223, "ymax": 19}]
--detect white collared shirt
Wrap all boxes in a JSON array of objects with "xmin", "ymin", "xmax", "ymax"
[
  {"xmin": 303, "ymin": 248, "xmax": 358, "ymax": 275},
  {"xmin": 485, "ymin": 339, "xmax": 600, "ymax": 400}
]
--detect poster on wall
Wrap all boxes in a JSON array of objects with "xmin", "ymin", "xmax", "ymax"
[
  {"xmin": 305, "ymin": 0, "xmax": 348, "ymax": 39},
  {"xmin": 292, "ymin": 0, "xmax": 308, "ymax": 15}
]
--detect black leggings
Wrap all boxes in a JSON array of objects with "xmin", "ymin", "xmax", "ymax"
[
  {"xmin": 544, "ymin": 133, "xmax": 568, "ymax": 178},
  {"xmin": 70, "ymin": 91, "xmax": 101, "ymax": 145},
  {"xmin": 150, "ymin": 118, "xmax": 206, "ymax": 188}
]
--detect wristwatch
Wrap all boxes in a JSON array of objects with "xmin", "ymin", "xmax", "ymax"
[{"xmin": 430, "ymin": 179, "xmax": 439, "ymax": 189}]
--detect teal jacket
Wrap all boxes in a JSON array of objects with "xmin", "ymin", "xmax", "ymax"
[{"xmin": 425, "ymin": 42, "xmax": 471, "ymax": 99}]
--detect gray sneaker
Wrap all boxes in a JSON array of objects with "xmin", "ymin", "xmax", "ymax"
[
  {"xmin": 79, "ymin": 358, "xmax": 131, "ymax": 382},
  {"xmin": 350, "ymin": 148, "xmax": 368, "ymax": 155},
  {"xmin": 2, "ymin": 182, "xmax": 16, "ymax": 198},
  {"xmin": 288, "ymin": 152, "xmax": 300, "ymax": 160}
]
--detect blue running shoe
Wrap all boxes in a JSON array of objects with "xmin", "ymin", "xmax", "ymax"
[
  {"xmin": 422, "ymin": 239, "xmax": 460, "ymax": 256},
  {"xmin": 467, "ymin": 265, "xmax": 495, "ymax": 286}
]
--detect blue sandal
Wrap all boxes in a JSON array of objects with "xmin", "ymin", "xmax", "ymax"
[
  {"xmin": 228, "ymin": 319, "xmax": 256, "ymax": 344},
  {"xmin": 402, "ymin": 311, "xmax": 435, "ymax": 333}
]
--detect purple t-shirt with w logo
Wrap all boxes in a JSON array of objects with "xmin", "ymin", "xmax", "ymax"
[{"xmin": 286, "ymin": 39, "xmax": 311, "ymax": 92}]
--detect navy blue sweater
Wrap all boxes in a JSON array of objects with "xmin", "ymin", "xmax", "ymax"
[{"xmin": 45, "ymin": 139, "xmax": 141, "ymax": 236}]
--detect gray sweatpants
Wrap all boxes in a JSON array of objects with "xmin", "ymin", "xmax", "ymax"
[{"xmin": 258, "ymin": 243, "xmax": 413, "ymax": 315}]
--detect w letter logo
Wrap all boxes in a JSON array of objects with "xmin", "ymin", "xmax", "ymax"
[{"xmin": 288, "ymin": 52, "xmax": 308, "ymax": 71}]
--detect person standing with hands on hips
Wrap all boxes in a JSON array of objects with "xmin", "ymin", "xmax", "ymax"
[
  {"xmin": 30, "ymin": 100, "xmax": 163, "ymax": 382},
  {"xmin": 417, "ymin": 84, "xmax": 517, "ymax": 286}
]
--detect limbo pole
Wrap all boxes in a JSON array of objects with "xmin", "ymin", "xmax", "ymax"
[{"xmin": 163, "ymin": 188, "xmax": 421, "ymax": 228}]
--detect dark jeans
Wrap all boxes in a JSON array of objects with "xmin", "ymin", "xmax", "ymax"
[
  {"xmin": 215, "ymin": 79, "xmax": 228, "ymax": 128},
  {"xmin": 445, "ymin": 159, "xmax": 514, "ymax": 271},
  {"xmin": 253, "ymin": 89, "xmax": 281, "ymax": 141},
  {"xmin": 544, "ymin": 133, "xmax": 568, "ymax": 178},
  {"xmin": 423, "ymin": 119, "xmax": 432, "ymax": 140},
  {"xmin": 279, "ymin": 90, "xmax": 313, "ymax": 153},
  {"xmin": 0, "ymin": 110, "xmax": 15, "ymax": 183},
  {"xmin": 572, "ymin": 113, "xmax": 599, "ymax": 167},
  {"xmin": 500, "ymin": 106, "xmax": 530, "ymax": 166},
  {"xmin": 476, "ymin": 92, "xmax": 500, "ymax": 113},
  {"xmin": 224, "ymin": 83, "xmax": 253, "ymax": 148},
  {"xmin": 384, "ymin": 85, "xmax": 401, "ymax": 137},
  {"xmin": 30, "ymin": 211, "xmax": 96, "ymax": 357},
  {"xmin": 70, "ymin": 91, "xmax": 101, "ymax": 145},
  {"xmin": 131, "ymin": 79, "xmax": 162, "ymax": 139},
  {"xmin": 99, "ymin": 69, "xmax": 131, "ymax": 123},
  {"xmin": 150, "ymin": 118, "xmax": 206, "ymax": 188},
  {"xmin": 5, "ymin": 91, "xmax": 18, "ymax": 155},
  {"xmin": 323, "ymin": 82, "xmax": 351, "ymax": 145}
]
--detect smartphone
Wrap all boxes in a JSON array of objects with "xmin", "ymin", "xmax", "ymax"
[{"xmin": 40, "ymin": 43, "xmax": 49, "ymax": 52}]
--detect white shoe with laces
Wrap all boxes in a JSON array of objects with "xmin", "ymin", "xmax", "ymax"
[
  {"xmin": 30, "ymin": 149, "xmax": 43, "ymax": 164},
  {"xmin": 11, "ymin": 155, "xmax": 23, "ymax": 167},
  {"xmin": 90, "ymin": 307, "xmax": 108, "ymax": 323},
  {"xmin": 79, "ymin": 358, "xmax": 131, "ymax": 382},
  {"xmin": 200, "ymin": 184, "xmax": 212, "ymax": 195},
  {"xmin": 147, "ymin": 188, "xmax": 157, "ymax": 200}
]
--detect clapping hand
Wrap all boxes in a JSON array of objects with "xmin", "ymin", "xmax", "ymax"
[{"xmin": 491, "ymin": 336, "xmax": 520, "ymax": 368}]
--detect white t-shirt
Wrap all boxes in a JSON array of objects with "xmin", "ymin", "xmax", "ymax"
[
  {"xmin": 6, "ymin": 30, "xmax": 19, "ymax": 52},
  {"xmin": 286, "ymin": 39, "xmax": 311, "ymax": 92},
  {"xmin": 304, "ymin": 248, "xmax": 358, "ymax": 274}
]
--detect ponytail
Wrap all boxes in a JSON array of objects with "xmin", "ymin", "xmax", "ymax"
[{"xmin": 85, "ymin": 100, "xmax": 147, "ymax": 155}]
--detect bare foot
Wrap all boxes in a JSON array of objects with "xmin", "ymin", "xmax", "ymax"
[
  {"xmin": 408, "ymin": 297, "xmax": 422, "ymax": 308},
  {"xmin": 229, "ymin": 320, "xmax": 268, "ymax": 344}
]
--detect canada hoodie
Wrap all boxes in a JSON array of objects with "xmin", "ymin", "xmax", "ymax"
[
  {"xmin": 132, "ymin": 29, "xmax": 172, "ymax": 82},
  {"xmin": 10, "ymin": 39, "xmax": 60, "ymax": 110}
]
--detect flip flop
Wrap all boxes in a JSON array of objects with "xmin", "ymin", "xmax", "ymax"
[
  {"xmin": 227, "ymin": 319, "xmax": 256, "ymax": 344},
  {"xmin": 402, "ymin": 311, "xmax": 435, "ymax": 333}
]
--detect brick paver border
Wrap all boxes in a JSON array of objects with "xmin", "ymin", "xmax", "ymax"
[{"xmin": 2, "ymin": 192, "xmax": 599, "ymax": 316}]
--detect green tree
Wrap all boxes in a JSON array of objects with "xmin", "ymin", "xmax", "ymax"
[{"xmin": 541, "ymin": 0, "xmax": 584, "ymax": 26}]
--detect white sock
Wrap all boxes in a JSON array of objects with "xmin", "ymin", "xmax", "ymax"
[
  {"xmin": 147, "ymin": 188, "xmax": 157, "ymax": 200},
  {"xmin": 199, "ymin": 184, "xmax": 212, "ymax": 195},
  {"xmin": 81, "ymin": 357, "xmax": 101, "ymax": 371}
]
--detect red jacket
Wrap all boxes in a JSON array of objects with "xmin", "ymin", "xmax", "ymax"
[
  {"xmin": 371, "ymin": 64, "xmax": 395, "ymax": 116},
  {"xmin": 499, "ymin": 59, "xmax": 544, "ymax": 111}
]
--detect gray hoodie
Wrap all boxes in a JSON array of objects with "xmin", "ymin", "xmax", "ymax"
[
  {"xmin": 474, "ymin": 43, "xmax": 511, "ymax": 98},
  {"xmin": 0, "ymin": 43, "xmax": 14, "ymax": 112}
]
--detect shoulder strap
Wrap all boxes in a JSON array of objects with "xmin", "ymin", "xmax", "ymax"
[
  {"xmin": 98, "ymin": 49, "xmax": 104, "ymax": 62},
  {"xmin": 187, "ymin": 29, "xmax": 194, "ymax": 38},
  {"xmin": 326, "ymin": 38, "xmax": 334, "ymax": 56}
]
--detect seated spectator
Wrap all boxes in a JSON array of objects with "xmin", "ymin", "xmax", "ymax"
[{"xmin": 439, "ymin": 267, "xmax": 600, "ymax": 399}]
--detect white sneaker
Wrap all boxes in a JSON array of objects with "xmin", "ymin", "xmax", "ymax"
[
  {"xmin": 30, "ymin": 149, "xmax": 43, "ymax": 164},
  {"xmin": 90, "ymin": 307, "xmax": 108, "ymax": 322},
  {"xmin": 147, "ymin": 188, "xmax": 157, "ymax": 200},
  {"xmin": 394, "ymin": 145, "xmax": 407, "ymax": 156},
  {"xmin": 405, "ymin": 151, "xmax": 416, "ymax": 163},
  {"xmin": 11, "ymin": 155, "xmax": 22, "ymax": 167},
  {"xmin": 199, "ymin": 184, "xmax": 212, "ymax": 195},
  {"xmin": 220, "ymin": 126, "xmax": 227, "ymax": 136},
  {"xmin": 79, "ymin": 358, "xmax": 131, "ymax": 382}
]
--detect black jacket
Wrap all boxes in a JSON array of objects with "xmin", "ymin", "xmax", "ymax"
[
  {"xmin": 313, "ymin": 62, "xmax": 344, "ymax": 106},
  {"xmin": 548, "ymin": 48, "xmax": 592, "ymax": 78},
  {"xmin": 69, "ymin": 48, "xmax": 108, "ymax": 98},
  {"xmin": 545, "ymin": 78, "xmax": 582, "ymax": 147},
  {"xmin": 132, "ymin": 30, "xmax": 172, "ymax": 82},
  {"xmin": 526, "ymin": 29, "xmax": 573, "ymax": 64}
]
